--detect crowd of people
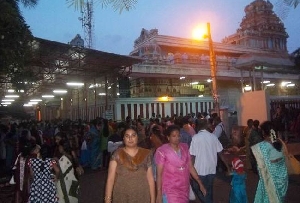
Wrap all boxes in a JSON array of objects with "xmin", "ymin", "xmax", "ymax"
[{"xmin": 0, "ymin": 108, "xmax": 298, "ymax": 202}]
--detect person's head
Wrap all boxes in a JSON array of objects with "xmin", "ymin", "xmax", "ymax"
[
  {"xmin": 182, "ymin": 116, "xmax": 190, "ymax": 126},
  {"xmin": 195, "ymin": 118, "xmax": 208, "ymax": 132},
  {"xmin": 152, "ymin": 125, "xmax": 162, "ymax": 136},
  {"xmin": 55, "ymin": 132, "xmax": 67, "ymax": 145},
  {"xmin": 136, "ymin": 119, "xmax": 144, "ymax": 128},
  {"xmin": 253, "ymin": 120, "xmax": 260, "ymax": 128},
  {"xmin": 232, "ymin": 157, "xmax": 244, "ymax": 173},
  {"xmin": 260, "ymin": 121, "xmax": 282, "ymax": 151},
  {"xmin": 116, "ymin": 122, "xmax": 126, "ymax": 134},
  {"xmin": 39, "ymin": 145, "xmax": 50, "ymax": 160},
  {"xmin": 58, "ymin": 139, "xmax": 72, "ymax": 155},
  {"xmin": 213, "ymin": 116, "xmax": 222, "ymax": 126},
  {"xmin": 20, "ymin": 141, "xmax": 36, "ymax": 157},
  {"xmin": 165, "ymin": 125, "xmax": 180, "ymax": 146},
  {"xmin": 91, "ymin": 118, "xmax": 102, "ymax": 130},
  {"xmin": 247, "ymin": 119, "xmax": 253, "ymax": 127},
  {"xmin": 21, "ymin": 129, "xmax": 31, "ymax": 140},
  {"xmin": 122, "ymin": 127, "xmax": 138, "ymax": 148}
]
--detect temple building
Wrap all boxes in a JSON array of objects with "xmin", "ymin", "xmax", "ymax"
[
  {"xmin": 118, "ymin": 0, "xmax": 299, "ymax": 121},
  {"xmin": 2, "ymin": 0, "xmax": 299, "ymax": 125}
]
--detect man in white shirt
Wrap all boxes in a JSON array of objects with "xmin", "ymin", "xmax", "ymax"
[{"xmin": 189, "ymin": 118, "xmax": 224, "ymax": 203}]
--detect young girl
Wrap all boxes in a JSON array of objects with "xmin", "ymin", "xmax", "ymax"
[
  {"xmin": 229, "ymin": 157, "xmax": 247, "ymax": 203},
  {"xmin": 28, "ymin": 144, "xmax": 60, "ymax": 203}
]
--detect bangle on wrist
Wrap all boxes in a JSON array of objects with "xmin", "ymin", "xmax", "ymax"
[{"xmin": 104, "ymin": 196, "xmax": 112, "ymax": 201}]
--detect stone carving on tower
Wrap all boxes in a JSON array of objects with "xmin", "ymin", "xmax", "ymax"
[{"xmin": 222, "ymin": 0, "xmax": 288, "ymax": 53}]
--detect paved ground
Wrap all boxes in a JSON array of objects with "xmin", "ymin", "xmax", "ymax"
[{"xmin": 79, "ymin": 167, "xmax": 300, "ymax": 203}]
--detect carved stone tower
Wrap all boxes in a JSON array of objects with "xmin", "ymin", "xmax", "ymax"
[{"xmin": 222, "ymin": 0, "xmax": 288, "ymax": 53}]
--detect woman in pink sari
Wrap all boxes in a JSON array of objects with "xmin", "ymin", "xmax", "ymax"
[{"xmin": 155, "ymin": 125, "xmax": 206, "ymax": 203}]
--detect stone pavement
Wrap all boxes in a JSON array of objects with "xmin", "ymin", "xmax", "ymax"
[{"xmin": 79, "ymin": 167, "xmax": 300, "ymax": 203}]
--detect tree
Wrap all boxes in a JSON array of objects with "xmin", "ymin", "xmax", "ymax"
[
  {"xmin": 67, "ymin": 0, "xmax": 137, "ymax": 13},
  {"xmin": 0, "ymin": 0, "xmax": 39, "ymax": 91},
  {"xmin": 284, "ymin": 0, "xmax": 300, "ymax": 8},
  {"xmin": 67, "ymin": 0, "xmax": 299, "ymax": 13}
]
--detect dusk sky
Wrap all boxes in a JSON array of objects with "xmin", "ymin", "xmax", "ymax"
[{"xmin": 20, "ymin": 0, "xmax": 300, "ymax": 55}]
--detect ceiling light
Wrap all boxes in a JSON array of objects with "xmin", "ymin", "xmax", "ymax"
[
  {"xmin": 7, "ymin": 89, "xmax": 15, "ymax": 93},
  {"xmin": 266, "ymin": 83, "xmax": 275, "ymax": 87},
  {"xmin": 1, "ymin": 102, "xmax": 11, "ymax": 105},
  {"xmin": 244, "ymin": 85, "xmax": 252, "ymax": 91},
  {"xmin": 287, "ymin": 84, "xmax": 295, "ymax": 87},
  {"xmin": 281, "ymin": 81, "xmax": 291, "ymax": 87},
  {"xmin": 98, "ymin": 93, "xmax": 106, "ymax": 96},
  {"xmin": 30, "ymin": 99, "xmax": 42, "ymax": 102},
  {"xmin": 42, "ymin": 95, "xmax": 55, "ymax": 98},
  {"xmin": 28, "ymin": 101, "xmax": 38, "ymax": 105},
  {"xmin": 5, "ymin": 95, "xmax": 19, "ymax": 98},
  {"xmin": 2, "ymin": 99, "xmax": 14, "ymax": 102},
  {"xmin": 23, "ymin": 104, "xmax": 33, "ymax": 107},
  {"xmin": 53, "ymin": 89, "xmax": 68, "ymax": 94},
  {"xmin": 262, "ymin": 80, "xmax": 270, "ymax": 84},
  {"xmin": 66, "ymin": 82, "xmax": 84, "ymax": 86},
  {"xmin": 207, "ymin": 79, "xmax": 212, "ymax": 83}
]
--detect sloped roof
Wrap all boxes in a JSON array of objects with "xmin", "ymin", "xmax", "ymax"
[
  {"xmin": 235, "ymin": 52, "xmax": 296, "ymax": 73},
  {"xmin": 24, "ymin": 38, "xmax": 142, "ymax": 95}
]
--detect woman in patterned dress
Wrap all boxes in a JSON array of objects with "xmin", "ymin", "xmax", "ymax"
[
  {"xmin": 104, "ymin": 126, "xmax": 155, "ymax": 203},
  {"xmin": 28, "ymin": 144, "xmax": 60, "ymax": 203},
  {"xmin": 251, "ymin": 121, "xmax": 288, "ymax": 203}
]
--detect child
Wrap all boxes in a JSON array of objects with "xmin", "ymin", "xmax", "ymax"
[
  {"xmin": 28, "ymin": 144, "xmax": 60, "ymax": 203},
  {"xmin": 229, "ymin": 157, "xmax": 248, "ymax": 203}
]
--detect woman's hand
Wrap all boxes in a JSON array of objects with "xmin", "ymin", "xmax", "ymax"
[
  {"xmin": 198, "ymin": 181, "xmax": 207, "ymax": 197},
  {"xmin": 197, "ymin": 180, "xmax": 206, "ymax": 196},
  {"xmin": 156, "ymin": 193, "xmax": 162, "ymax": 203}
]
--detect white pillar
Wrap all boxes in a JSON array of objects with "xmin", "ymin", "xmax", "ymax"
[
  {"xmin": 158, "ymin": 103, "xmax": 161, "ymax": 117},
  {"xmin": 130, "ymin": 104, "xmax": 134, "ymax": 119},
  {"xmin": 165, "ymin": 102, "xmax": 171, "ymax": 117},
  {"xmin": 143, "ymin": 103, "xmax": 147, "ymax": 119},
  {"xmin": 115, "ymin": 102, "xmax": 121, "ymax": 121},
  {"xmin": 124, "ymin": 103, "xmax": 128, "ymax": 118}
]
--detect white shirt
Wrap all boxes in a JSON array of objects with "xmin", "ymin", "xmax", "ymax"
[{"xmin": 189, "ymin": 129, "xmax": 223, "ymax": 175}]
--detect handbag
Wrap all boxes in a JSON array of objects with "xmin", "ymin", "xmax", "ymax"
[
  {"xmin": 9, "ymin": 154, "xmax": 21, "ymax": 185},
  {"xmin": 286, "ymin": 154, "xmax": 300, "ymax": 175},
  {"xmin": 280, "ymin": 139, "xmax": 300, "ymax": 175},
  {"xmin": 9, "ymin": 174, "xmax": 16, "ymax": 185},
  {"xmin": 81, "ymin": 140, "xmax": 87, "ymax": 151},
  {"xmin": 69, "ymin": 180, "xmax": 79, "ymax": 198}
]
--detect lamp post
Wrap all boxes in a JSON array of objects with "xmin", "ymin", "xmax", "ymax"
[{"xmin": 207, "ymin": 22, "xmax": 220, "ymax": 115}]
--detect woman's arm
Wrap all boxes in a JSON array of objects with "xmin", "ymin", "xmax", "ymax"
[
  {"xmin": 156, "ymin": 164, "xmax": 163, "ymax": 203},
  {"xmin": 147, "ymin": 166, "xmax": 156, "ymax": 203},
  {"xmin": 104, "ymin": 160, "xmax": 117, "ymax": 203},
  {"xmin": 189, "ymin": 160, "xmax": 207, "ymax": 196},
  {"xmin": 52, "ymin": 161, "xmax": 60, "ymax": 181}
]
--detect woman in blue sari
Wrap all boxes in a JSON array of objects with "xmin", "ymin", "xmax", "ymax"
[
  {"xmin": 89, "ymin": 119, "xmax": 102, "ymax": 170},
  {"xmin": 251, "ymin": 121, "xmax": 288, "ymax": 203}
]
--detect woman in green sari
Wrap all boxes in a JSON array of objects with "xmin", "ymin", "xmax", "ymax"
[{"xmin": 251, "ymin": 121, "xmax": 288, "ymax": 203}]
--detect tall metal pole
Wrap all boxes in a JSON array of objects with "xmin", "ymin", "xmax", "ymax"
[{"xmin": 207, "ymin": 23, "xmax": 220, "ymax": 115}]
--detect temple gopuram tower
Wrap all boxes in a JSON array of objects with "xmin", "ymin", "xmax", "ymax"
[{"xmin": 222, "ymin": 0, "xmax": 288, "ymax": 53}]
